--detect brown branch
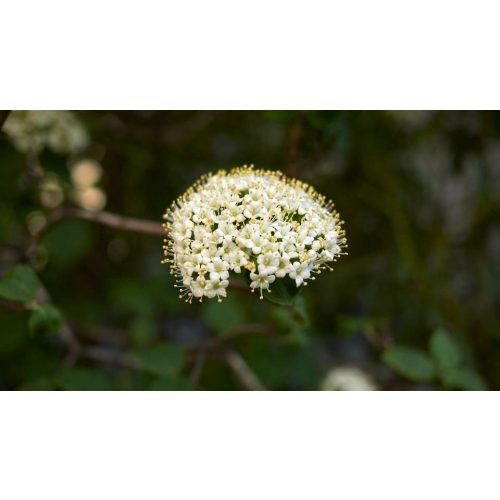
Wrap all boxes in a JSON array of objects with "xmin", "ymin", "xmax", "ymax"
[
  {"xmin": 28, "ymin": 206, "xmax": 250, "ymax": 293},
  {"xmin": 224, "ymin": 348, "xmax": 266, "ymax": 390},
  {"xmin": 33, "ymin": 207, "xmax": 165, "ymax": 243},
  {"xmin": 36, "ymin": 282, "xmax": 81, "ymax": 366},
  {"xmin": 61, "ymin": 322, "xmax": 273, "ymax": 376},
  {"xmin": 0, "ymin": 299, "xmax": 32, "ymax": 312},
  {"xmin": 81, "ymin": 345, "xmax": 141, "ymax": 370},
  {"xmin": 190, "ymin": 351, "xmax": 207, "ymax": 388},
  {"xmin": 195, "ymin": 323, "xmax": 273, "ymax": 353}
]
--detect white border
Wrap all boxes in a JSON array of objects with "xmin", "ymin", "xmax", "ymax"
[
  {"xmin": 1, "ymin": 392, "xmax": 498, "ymax": 499},
  {"xmin": 1, "ymin": 1, "xmax": 500, "ymax": 109}
]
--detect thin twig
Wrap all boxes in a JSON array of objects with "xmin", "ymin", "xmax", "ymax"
[
  {"xmin": 30, "ymin": 207, "xmax": 165, "ymax": 249},
  {"xmin": 190, "ymin": 351, "xmax": 207, "ymax": 388},
  {"xmin": 28, "ymin": 206, "xmax": 250, "ymax": 292},
  {"xmin": 51, "ymin": 323, "xmax": 274, "ymax": 374},
  {"xmin": 224, "ymin": 348, "xmax": 266, "ymax": 391},
  {"xmin": 196, "ymin": 323, "xmax": 273, "ymax": 353},
  {"xmin": 81, "ymin": 345, "xmax": 141, "ymax": 370},
  {"xmin": 36, "ymin": 282, "xmax": 81, "ymax": 366}
]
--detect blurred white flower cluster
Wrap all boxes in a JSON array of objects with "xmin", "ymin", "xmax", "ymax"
[
  {"xmin": 3, "ymin": 110, "xmax": 88, "ymax": 155},
  {"xmin": 321, "ymin": 366, "xmax": 377, "ymax": 391},
  {"xmin": 163, "ymin": 166, "xmax": 346, "ymax": 302}
]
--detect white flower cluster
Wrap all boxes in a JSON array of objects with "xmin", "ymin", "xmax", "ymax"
[
  {"xmin": 162, "ymin": 166, "xmax": 346, "ymax": 302},
  {"xmin": 321, "ymin": 366, "xmax": 377, "ymax": 391},
  {"xmin": 3, "ymin": 110, "xmax": 88, "ymax": 155}
]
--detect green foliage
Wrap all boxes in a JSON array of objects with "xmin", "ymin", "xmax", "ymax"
[
  {"xmin": 383, "ymin": 346, "xmax": 436, "ymax": 382},
  {"xmin": 202, "ymin": 295, "xmax": 246, "ymax": 334},
  {"xmin": 265, "ymin": 277, "xmax": 301, "ymax": 306},
  {"xmin": 244, "ymin": 338, "xmax": 320, "ymax": 389},
  {"xmin": 43, "ymin": 220, "xmax": 92, "ymax": 269},
  {"xmin": 29, "ymin": 304, "xmax": 63, "ymax": 335},
  {"xmin": 149, "ymin": 376, "xmax": 193, "ymax": 391},
  {"xmin": 57, "ymin": 368, "xmax": 114, "ymax": 391},
  {"xmin": 19, "ymin": 377, "xmax": 54, "ymax": 391},
  {"xmin": 383, "ymin": 328, "xmax": 487, "ymax": 390},
  {"xmin": 130, "ymin": 313, "xmax": 157, "ymax": 345},
  {"xmin": 429, "ymin": 329, "xmax": 462, "ymax": 369},
  {"xmin": 131, "ymin": 344, "xmax": 184, "ymax": 378},
  {"xmin": 441, "ymin": 368, "xmax": 486, "ymax": 391},
  {"xmin": 0, "ymin": 265, "xmax": 40, "ymax": 303},
  {"xmin": 337, "ymin": 316, "xmax": 378, "ymax": 337},
  {"xmin": 272, "ymin": 296, "xmax": 311, "ymax": 345}
]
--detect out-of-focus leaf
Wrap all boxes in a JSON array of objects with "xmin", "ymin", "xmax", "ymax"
[
  {"xmin": 338, "ymin": 316, "xmax": 376, "ymax": 337},
  {"xmin": 244, "ymin": 339, "xmax": 321, "ymax": 389},
  {"xmin": 111, "ymin": 278, "xmax": 155, "ymax": 315},
  {"xmin": 265, "ymin": 277, "xmax": 301, "ymax": 306},
  {"xmin": 263, "ymin": 110, "xmax": 297, "ymax": 122},
  {"xmin": 42, "ymin": 220, "xmax": 92, "ymax": 269},
  {"xmin": 57, "ymin": 368, "xmax": 114, "ymax": 391},
  {"xmin": 19, "ymin": 377, "xmax": 54, "ymax": 390},
  {"xmin": 441, "ymin": 368, "xmax": 487, "ymax": 391},
  {"xmin": 429, "ymin": 328, "xmax": 462, "ymax": 369},
  {"xmin": 131, "ymin": 343, "xmax": 184, "ymax": 377},
  {"xmin": 130, "ymin": 313, "xmax": 156, "ymax": 345},
  {"xmin": 202, "ymin": 295, "xmax": 246, "ymax": 334},
  {"xmin": 0, "ymin": 311, "xmax": 30, "ymax": 356},
  {"xmin": 0, "ymin": 265, "xmax": 40, "ymax": 303},
  {"xmin": 271, "ymin": 296, "xmax": 312, "ymax": 345},
  {"xmin": 272, "ymin": 307, "xmax": 309, "ymax": 345},
  {"xmin": 29, "ymin": 304, "xmax": 63, "ymax": 335},
  {"xmin": 291, "ymin": 295, "xmax": 310, "ymax": 326},
  {"xmin": 382, "ymin": 346, "xmax": 435, "ymax": 382},
  {"xmin": 149, "ymin": 376, "xmax": 193, "ymax": 391}
]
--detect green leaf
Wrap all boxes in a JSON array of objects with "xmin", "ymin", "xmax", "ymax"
[
  {"xmin": 271, "ymin": 297, "xmax": 311, "ymax": 345},
  {"xmin": 42, "ymin": 219, "xmax": 92, "ymax": 269},
  {"xmin": 29, "ymin": 304, "xmax": 63, "ymax": 335},
  {"xmin": 265, "ymin": 277, "xmax": 301, "ymax": 306},
  {"xmin": 383, "ymin": 346, "xmax": 436, "ymax": 382},
  {"xmin": 0, "ymin": 264, "xmax": 40, "ymax": 303},
  {"xmin": 130, "ymin": 313, "xmax": 156, "ymax": 345},
  {"xmin": 291, "ymin": 295, "xmax": 310, "ymax": 326},
  {"xmin": 58, "ymin": 368, "xmax": 114, "ymax": 391},
  {"xmin": 202, "ymin": 295, "xmax": 246, "ymax": 334},
  {"xmin": 441, "ymin": 368, "xmax": 487, "ymax": 391},
  {"xmin": 429, "ymin": 328, "xmax": 462, "ymax": 369},
  {"xmin": 149, "ymin": 376, "xmax": 193, "ymax": 391},
  {"xmin": 131, "ymin": 343, "xmax": 184, "ymax": 377},
  {"xmin": 338, "ymin": 316, "xmax": 376, "ymax": 337}
]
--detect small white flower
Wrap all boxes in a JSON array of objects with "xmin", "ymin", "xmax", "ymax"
[
  {"xmin": 289, "ymin": 261, "xmax": 312, "ymax": 287},
  {"xmin": 257, "ymin": 253, "xmax": 279, "ymax": 275},
  {"xmin": 249, "ymin": 272, "xmax": 276, "ymax": 299},
  {"xmin": 275, "ymin": 255, "xmax": 293, "ymax": 278},
  {"xmin": 207, "ymin": 257, "xmax": 230, "ymax": 281}
]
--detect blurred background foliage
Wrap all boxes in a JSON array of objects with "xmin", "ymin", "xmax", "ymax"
[{"xmin": 0, "ymin": 110, "xmax": 499, "ymax": 390}]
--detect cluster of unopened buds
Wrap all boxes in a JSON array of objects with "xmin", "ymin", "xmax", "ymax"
[{"xmin": 162, "ymin": 166, "xmax": 346, "ymax": 302}]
